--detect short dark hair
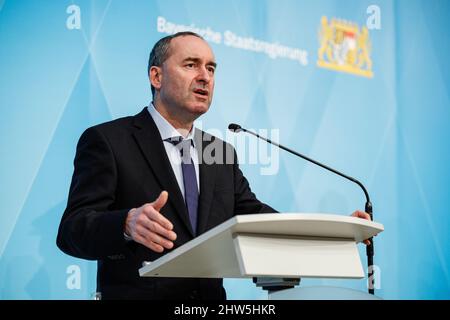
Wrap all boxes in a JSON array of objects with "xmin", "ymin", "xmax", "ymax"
[{"xmin": 148, "ymin": 31, "xmax": 204, "ymax": 97}]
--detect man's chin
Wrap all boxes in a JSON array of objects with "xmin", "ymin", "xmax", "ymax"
[{"xmin": 189, "ymin": 103, "xmax": 210, "ymax": 115}]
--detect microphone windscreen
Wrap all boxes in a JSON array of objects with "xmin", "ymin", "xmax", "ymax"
[{"xmin": 228, "ymin": 123, "xmax": 242, "ymax": 132}]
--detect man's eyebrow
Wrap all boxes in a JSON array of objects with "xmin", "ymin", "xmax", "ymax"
[
  {"xmin": 183, "ymin": 57, "xmax": 217, "ymax": 68},
  {"xmin": 208, "ymin": 61, "xmax": 217, "ymax": 68}
]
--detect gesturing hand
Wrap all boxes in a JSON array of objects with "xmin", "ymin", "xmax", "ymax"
[{"xmin": 125, "ymin": 191, "xmax": 177, "ymax": 253}]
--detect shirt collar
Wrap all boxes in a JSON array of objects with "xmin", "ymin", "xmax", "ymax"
[{"xmin": 147, "ymin": 103, "xmax": 196, "ymax": 147}]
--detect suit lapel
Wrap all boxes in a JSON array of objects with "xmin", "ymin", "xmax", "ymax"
[
  {"xmin": 195, "ymin": 129, "xmax": 217, "ymax": 235},
  {"xmin": 131, "ymin": 108, "xmax": 194, "ymax": 237}
]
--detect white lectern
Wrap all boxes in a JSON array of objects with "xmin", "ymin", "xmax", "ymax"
[{"xmin": 139, "ymin": 213, "xmax": 383, "ymax": 298}]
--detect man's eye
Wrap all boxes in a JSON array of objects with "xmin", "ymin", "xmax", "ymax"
[
  {"xmin": 208, "ymin": 67, "xmax": 215, "ymax": 74},
  {"xmin": 186, "ymin": 63, "xmax": 195, "ymax": 68}
]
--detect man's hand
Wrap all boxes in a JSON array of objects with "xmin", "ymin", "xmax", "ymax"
[
  {"xmin": 125, "ymin": 191, "xmax": 177, "ymax": 253},
  {"xmin": 351, "ymin": 210, "xmax": 372, "ymax": 246}
]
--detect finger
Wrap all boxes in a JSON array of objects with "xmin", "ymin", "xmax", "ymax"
[
  {"xmin": 152, "ymin": 191, "xmax": 169, "ymax": 212},
  {"xmin": 352, "ymin": 210, "xmax": 371, "ymax": 220},
  {"xmin": 145, "ymin": 205, "xmax": 174, "ymax": 230},
  {"xmin": 143, "ymin": 218, "xmax": 177, "ymax": 241},
  {"xmin": 134, "ymin": 231, "xmax": 164, "ymax": 253},
  {"xmin": 144, "ymin": 229, "xmax": 174, "ymax": 249},
  {"xmin": 137, "ymin": 214, "xmax": 176, "ymax": 241},
  {"xmin": 135, "ymin": 226, "xmax": 167, "ymax": 252},
  {"xmin": 135, "ymin": 224, "xmax": 173, "ymax": 249}
]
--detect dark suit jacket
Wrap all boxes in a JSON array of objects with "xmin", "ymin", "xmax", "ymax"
[{"xmin": 56, "ymin": 107, "xmax": 276, "ymax": 300}]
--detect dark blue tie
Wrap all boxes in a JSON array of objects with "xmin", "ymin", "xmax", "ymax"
[{"xmin": 166, "ymin": 137, "xmax": 198, "ymax": 234}]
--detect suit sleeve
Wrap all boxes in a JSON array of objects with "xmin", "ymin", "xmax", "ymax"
[
  {"xmin": 231, "ymin": 148, "xmax": 278, "ymax": 215},
  {"xmin": 56, "ymin": 127, "xmax": 130, "ymax": 260}
]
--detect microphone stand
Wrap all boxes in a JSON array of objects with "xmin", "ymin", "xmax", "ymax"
[{"xmin": 229, "ymin": 124, "xmax": 375, "ymax": 295}]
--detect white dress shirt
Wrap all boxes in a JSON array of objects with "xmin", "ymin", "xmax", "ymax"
[{"xmin": 147, "ymin": 104, "xmax": 200, "ymax": 198}]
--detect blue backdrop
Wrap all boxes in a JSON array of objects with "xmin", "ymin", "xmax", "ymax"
[{"xmin": 1, "ymin": 0, "xmax": 449, "ymax": 299}]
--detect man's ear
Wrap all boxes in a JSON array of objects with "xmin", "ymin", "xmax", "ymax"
[{"xmin": 149, "ymin": 66, "xmax": 162, "ymax": 91}]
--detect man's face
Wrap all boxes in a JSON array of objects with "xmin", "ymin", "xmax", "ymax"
[{"xmin": 155, "ymin": 35, "xmax": 216, "ymax": 121}]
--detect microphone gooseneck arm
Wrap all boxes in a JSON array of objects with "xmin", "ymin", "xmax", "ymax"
[{"xmin": 228, "ymin": 123, "xmax": 375, "ymax": 295}]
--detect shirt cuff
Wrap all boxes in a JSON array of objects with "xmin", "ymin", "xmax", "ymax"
[{"xmin": 124, "ymin": 232, "xmax": 133, "ymax": 241}]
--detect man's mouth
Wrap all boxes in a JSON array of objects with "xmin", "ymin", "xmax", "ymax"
[{"xmin": 193, "ymin": 88, "xmax": 209, "ymax": 97}]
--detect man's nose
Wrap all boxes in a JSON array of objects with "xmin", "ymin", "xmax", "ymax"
[{"xmin": 196, "ymin": 66, "xmax": 211, "ymax": 83}]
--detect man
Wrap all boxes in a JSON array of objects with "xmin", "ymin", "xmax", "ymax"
[{"xmin": 57, "ymin": 31, "xmax": 370, "ymax": 300}]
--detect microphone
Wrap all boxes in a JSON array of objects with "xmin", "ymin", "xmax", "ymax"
[
  {"xmin": 228, "ymin": 123, "xmax": 243, "ymax": 133},
  {"xmin": 228, "ymin": 123, "xmax": 376, "ymax": 295}
]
